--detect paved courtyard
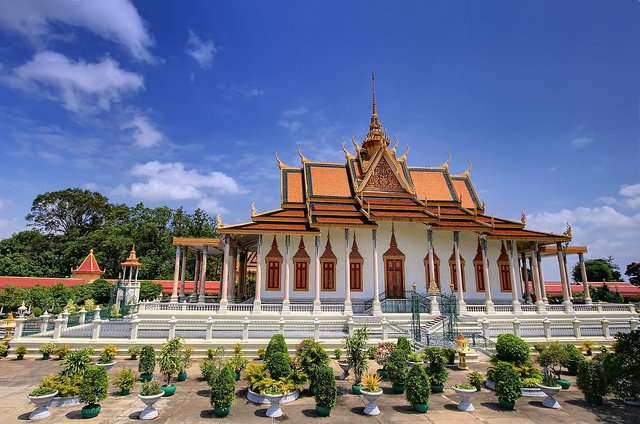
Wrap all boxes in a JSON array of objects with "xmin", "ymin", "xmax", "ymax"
[{"xmin": 0, "ymin": 354, "xmax": 636, "ymax": 424}]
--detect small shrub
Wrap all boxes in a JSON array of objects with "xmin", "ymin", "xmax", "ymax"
[
  {"xmin": 265, "ymin": 334, "xmax": 288, "ymax": 362},
  {"xmin": 562, "ymin": 344, "xmax": 584, "ymax": 371},
  {"xmin": 407, "ymin": 351, "xmax": 422, "ymax": 363},
  {"xmin": 366, "ymin": 346, "xmax": 377, "ymax": 359},
  {"xmin": 179, "ymin": 345, "xmax": 194, "ymax": 373},
  {"xmin": 207, "ymin": 347, "xmax": 216, "ymax": 359},
  {"xmin": 79, "ymin": 366, "xmax": 109, "ymax": 406},
  {"xmin": 54, "ymin": 344, "xmax": 71, "ymax": 358},
  {"xmin": 102, "ymin": 344, "xmax": 118, "ymax": 357},
  {"xmin": 442, "ymin": 347, "xmax": 457, "ymax": 363},
  {"xmin": 580, "ymin": 340, "xmax": 595, "ymax": 355},
  {"xmin": 265, "ymin": 351, "xmax": 290, "ymax": 380},
  {"xmin": 128, "ymin": 346, "xmax": 141, "ymax": 357},
  {"xmin": 242, "ymin": 363, "xmax": 269, "ymax": 392},
  {"xmin": 61, "ymin": 348, "xmax": 92, "ymax": 377},
  {"xmin": 423, "ymin": 347, "xmax": 449, "ymax": 385},
  {"xmin": 522, "ymin": 376, "xmax": 543, "ymax": 388},
  {"xmin": 113, "ymin": 368, "xmax": 137, "ymax": 391},
  {"xmin": 602, "ymin": 330, "xmax": 640, "ymax": 401},
  {"xmin": 536, "ymin": 342, "xmax": 567, "ymax": 379},
  {"xmin": 15, "ymin": 345, "xmax": 28, "ymax": 356},
  {"xmin": 494, "ymin": 361, "xmax": 523, "ymax": 403},
  {"xmin": 362, "ymin": 372, "xmax": 382, "ymax": 392},
  {"xmin": 540, "ymin": 372, "xmax": 559, "ymax": 387},
  {"xmin": 32, "ymin": 307, "xmax": 42, "ymax": 317},
  {"xmin": 386, "ymin": 348, "xmax": 408, "ymax": 387},
  {"xmin": 375, "ymin": 342, "xmax": 395, "ymax": 367},
  {"xmin": 139, "ymin": 345, "xmax": 156, "ymax": 375},
  {"xmin": 333, "ymin": 348, "xmax": 342, "ymax": 360},
  {"xmin": 52, "ymin": 306, "xmax": 63, "ymax": 315},
  {"xmin": 454, "ymin": 384, "xmax": 475, "ymax": 390},
  {"xmin": 314, "ymin": 366, "xmax": 337, "ymax": 408},
  {"xmin": 158, "ymin": 337, "xmax": 183, "ymax": 386},
  {"xmin": 405, "ymin": 363, "xmax": 431, "ymax": 405},
  {"xmin": 577, "ymin": 360, "xmax": 608, "ymax": 397},
  {"xmin": 41, "ymin": 374, "xmax": 82, "ymax": 397},
  {"xmin": 343, "ymin": 327, "xmax": 369, "ymax": 385},
  {"xmin": 397, "ymin": 336, "xmax": 411, "ymax": 353},
  {"xmin": 39, "ymin": 343, "xmax": 56, "ymax": 355},
  {"xmin": 210, "ymin": 366, "xmax": 236, "ymax": 409},
  {"xmin": 468, "ymin": 371, "xmax": 483, "ymax": 388},
  {"xmin": 0, "ymin": 342, "xmax": 8, "ymax": 356},
  {"xmin": 495, "ymin": 334, "xmax": 530, "ymax": 365},
  {"xmin": 298, "ymin": 339, "xmax": 328, "ymax": 385},
  {"xmin": 140, "ymin": 380, "xmax": 162, "ymax": 396},
  {"xmin": 29, "ymin": 387, "xmax": 57, "ymax": 397}
]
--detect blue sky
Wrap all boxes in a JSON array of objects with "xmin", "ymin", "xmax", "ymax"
[{"xmin": 0, "ymin": 1, "xmax": 638, "ymax": 280}]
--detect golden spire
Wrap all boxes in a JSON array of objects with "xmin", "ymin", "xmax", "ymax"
[
  {"xmin": 372, "ymin": 71, "xmax": 376, "ymax": 116},
  {"xmin": 521, "ymin": 211, "xmax": 526, "ymax": 225}
]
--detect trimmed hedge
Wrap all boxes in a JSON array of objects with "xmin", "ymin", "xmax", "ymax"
[
  {"xmin": 265, "ymin": 351, "xmax": 290, "ymax": 380},
  {"xmin": 265, "ymin": 334, "xmax": 288, "ymax": 362},
  {"xmin": 315, "ymin": 366, "xmax": 337, "ymax": 408},
  {"xmin": 495, "ymin": 334, "xmax": 530, "ymax": 365}
]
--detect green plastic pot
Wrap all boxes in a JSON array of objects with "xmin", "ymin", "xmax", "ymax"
[
  {"xmin": 140, "ymin": 373, "xmax": 153, "ymax": 381},
  {"xmin": 315, "ymin": 405, "xmax": 331, "ymax": 416},
  {"xmin": 81, "ymin": 404, "xmax": 101, "ymax": 418},
  {"xmin": 352, "ymin": 385, "xmax": 362, "ymax": 394},
  {"xmin": 42, "ymin": 354, "xmax": 50, "ymax": 360},
  {"xmin": 234, "ymin": 372, "xmax": 240, "ymax": 381},
  {"xmin": 121, "ymin": 389, "xmax": 130, "ymax": 396},
  {"xmin": 567, "ymin": 367, "xmax": 578, "ymax": 376},
  {"xmin": 413, "ymin": 402, "xmax": 429, "ymax": 413},
  {"xmin": 130, "ymin": 355, "xmax": 137, "ymax": 360},
  {"xmin": 17, "ymin": 355, "xmax": 23, "ymax": 360},
  {"xmin": 585, "ymin": 395, "xmax": 603, "ymax": 406},
  {"xmin": 177, "ymin": 372, "xmax": 187, "ymax": 381},
  {"xmin": 556, "ymin": 379, "xmax": 571, "ymax": 389},
  {"xmin": 392, "ymin": 384, "xmax": 405, "ymax": 394},
  {"xmin": 474, "ymin": 385, "xmax": 482, "ymax": 392},
  {"xmin": 161, "ymin": 384, "xmax": 176, "ymax": 397},
  {"xmin": 259, "ymin": 355, "xmax": 264, "ymax": 360},
  {"xmin": 447, "ymin": 359, "xmax": 455, "ymax": 365},
  {"xmin": 214, "ymin": 405, "xmax": 231, "ymax": 417},
  {"xmin": 310, "ymin": 385, "xmax": 316, "ymax": 395},
  {"xmin": 431, "ymin": 384, "xmax": 444, "ymax": 393},
  {"xmin": 498, "ymin": 398, "xmax": 516, "ymax": 409},
  {"xmin": 376, "ymin": 369, "xmax": 389, "ymax": 379}
]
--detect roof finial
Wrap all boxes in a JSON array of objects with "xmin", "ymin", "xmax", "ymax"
[{"xmin": 372, "ymin": 71, "xmax": 376, "ymax": 116}]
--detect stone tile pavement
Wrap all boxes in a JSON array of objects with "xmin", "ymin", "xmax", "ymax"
[{"xmin": 0, "ymin": 355, "xmax": 637, "ymax": 423}]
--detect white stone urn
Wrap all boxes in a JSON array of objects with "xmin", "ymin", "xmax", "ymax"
[
  {"xmin": 138, "ymin": 392, "xmax": 164, "ymax": 420},
  {"xmin": 360, "ymin": 389, "xmax": 383, "ymax": 415},
  {"xmin": 338, "ymin": 362, "xmax": 350, "ymax": 380},
  {"xmin": 263, "ymin": 392, "xmax": 285, "ymax": 417},
  {"xmin": 452, "ymin": 385, "xmax": 477, "ymax": 411},
  {"xmin": 535, "ymin": 383, "xmax": 561, "ymax": 409},
  {"xmin": 27, "ymin": 390, "xmax": 58, "ymax": 420},
  {"xmin": 96, "ymin": 361, "xmax": 116, "ymax": 371},
  {"xmin": 407, "ymin": 360, "xmax": 424, "ymax": 367}
]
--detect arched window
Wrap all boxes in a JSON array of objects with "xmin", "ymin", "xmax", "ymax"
[
  {"xmin": 423, "ymin": 250, "xmax": 441, "ymax": 290},
  {"xmin": 265, "ymin": 236, "xmax": 282, "ymax": 291},
  {"xmin": 448, "ymin": 247, "xmax": 466, "ymax": 292},
  {"xmin": 320, "ymin": 234, "xmax": 337, "ymax": 291},
  {"xmin": 473, "ymin": 239, "xmax": 485, "ymax": 292},
  {"xmin": 350, "ymin": 235, "xmax": 364, "ymax": 291},
  {"xmin": 497, "ymin": 241, "xmax": 512, "ymax": 292},
  {"xmin": 292, "ymin": 237, "xmax": 310, "ymax": 291}
]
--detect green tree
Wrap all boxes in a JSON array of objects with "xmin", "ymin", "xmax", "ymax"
[
  {"xmin": 88, "ymin": 279, "xmax": 113, "ymax": 305},
  {"xmin": 572, "ymin": 257, "xmax": 621, "ymax": 283},
  {"xmin": 0, "ymin": 283, "xmax": 25, "ymax": 311},
  {"xmin": 139, "ymin": 280, "xmax": 163, "ymax": 301},
  {"xmin": 626, "ymin": 262, "xmax": 640, "ymax": 286}
]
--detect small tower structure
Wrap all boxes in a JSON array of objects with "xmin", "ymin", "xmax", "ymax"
[
  {"xmin": 121, "ymin": 245, "xmax": 143, "ymax": 304},
  {"xmin": 71, "ymin": 249, "xmax": 105, "ymax": 283}
]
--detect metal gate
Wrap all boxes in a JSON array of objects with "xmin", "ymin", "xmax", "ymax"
[{"xmin": 411, "ymin": 288, "xmax": 458, "ymax": 343}]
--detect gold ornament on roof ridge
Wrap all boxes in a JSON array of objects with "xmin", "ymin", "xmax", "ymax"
[{"xmin": 521, "ymin": 211, "xmax": 526, "ymax": 225}]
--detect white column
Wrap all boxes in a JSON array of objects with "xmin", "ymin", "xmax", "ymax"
[
  {"xmin": 579, "ymin": 253, "xmax": 592, "ymax": 304},
  {"xmin": 179, "ymin": 246, "xmax": 187, "ymax": 300},
  {"xmin": 454, "ymin": 232, "xmax": 466, "ymax": 313},
  {"xmin": 480, "ymin": 236, "xmax": 495, "ymax": 313},
  {"xmin": 563, "ymin": 253, "xmax": 573, "ymax": 300},
  {"xmin": 253, "ymin": 235, "xmax": 263, "ymax": 314},
  {"xmin": 530, "ymin": 243, "xmax": 544, "ymax": 313},
  {"xmin": 282, "ymin": 235, "xmax": 291, "ymax": 315},
  {"xmin": 219, "ymin": 236, "xmax": 230, "ymax": 313},
  {"xmin": 192, "ymin": 253, "xmax": 201, "ymax": 300},
  {"xmin": 537, "ymin": 250, "xmax": 548, "ymax": 303},
  {"xmin": 372, "ymin": 229, "xmax": 382, "ymax": 316},
  {"xmin": 171, "ymin": 245, "xmax": 180, "ymax": 302},
  {"xmin": 198, "ymin": 248, "xmax": 208, "ymax": 303},
  {"xmin": 344, "ymin": 229, "xmax": 353, "ymax": 315},
  {"xmin": 427, "ymin": 228, "xmax": 440, "ymax": 316},
  {"xmin": 507, "ymin": 241, "xmax": 522, "ymax": 313},
  {"xmin": 556, "ymin": 242, "xmax": 573, "ymax": 312},
  {"xmin": 313, "ymin": 235, "xmax": 321, "ymax": 315},
  {"xmin": 521, "ymin": 252, "xmax": 531, "ymax": 303}
]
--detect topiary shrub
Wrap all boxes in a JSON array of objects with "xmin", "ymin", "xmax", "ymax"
[
  {"xmin": 405, "ymin": 363, "xmax": 431, "ymax": 405},
  {"xmin": 494, "ymin": 361, "xmax": 523, "ymax": 403},
  {"xmin": 139, "ymin": 345, "xmax": 156, "ymax": 375},
  {"xmin": 52, "ymin": 306, "xmax": 63, "ymax": 315},
  {"xmin": 297, "ymin": 339, "xmax": 328, "ymax": 386},
  {"xmin": 61, "ymin": 348, "xmax": 92, "ymax": 377},
  {"xmin": 577, "ymin": 360, "xmax": 608, "ymax": 397},
  {"xmin": 422, "ymin": 347, "xmax": 449, "ymax": 386},
  {"xmin": 265, "ymin": 334, "xmax": 288, "ymax": 362},
  {"xmin": 79, "ymin": 366, "xmax": 108, "ymax": 407},
  {"xmin": 210, "ymin": 365, "xmax": 236, "ymax": 409},
  {"xmin": 495, "ymin": 334, "xmax": 530, "ymax": 365},
  {"xmin": 562, "ymin": 344, "xmax": 584, "ymax": 373},
  {"xmin": 32, "ymin": 307, "xmax": 42, "ymax": 317},
  {"xmin": 265, "ymin": 351, "xmax": 291, "ymax": 380},
  {"xmin": 603, "ymin": 330, "xmax": 640, "ymax": 401},
  {"xmin": 314, "ymin": 366, "xmax": 337, "ymax": 408},
  {"xmin": 397, "ymin": 336, "xmax": 411, "ymax": 354},
  {"xmin": 0, "ymin": 342, "xmax": 8, "ymax": 357},
  {"xmin": 386, "ymin": 348, "xmax": 408, "ymax": 387}
]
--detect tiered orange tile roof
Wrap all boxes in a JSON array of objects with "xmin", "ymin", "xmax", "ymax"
[{"xmin": 73, "ymin": 249, "xmax": 105, "ymax": 276}]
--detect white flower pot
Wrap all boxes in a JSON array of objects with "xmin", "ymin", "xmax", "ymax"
[
  {"xmin": 95, "ymin": 361, "xmax": 116, "ymax": 371},
  {"xmin": 263, "ymin": 392, "xmax": 285, "ymax": 417},
  {"xmin": 360, "ymin": 389, "xmax": 382, "ymax": 415},
  {"xmin": 624, "ymin": 398, "xmax": 640, "ymax": 406},
  {"xmin": 452, "ymin": 386, "xmax": 477, "ymax": 412},
  {"xmin": 536, "ymin": 384, "xmax": 561, "ymax": 409},
  {"xmin": 138, "ymin": 392, "xmax": 164, "ymax": 420},
  {"xmin": 27, "ymin": 390, "xmax": 58, "ymax": 420},
  {"xmin": 338, "ymin": 362, "xmax": 350, "ymax": 380},
  {"xmin": 247, "ymin": 388, "xmax": 299, "ymax": 404},
  {"xmin": 407, "ymin": 360, "xmax": 424, "ymax": 366},
  {"xmin": 48, "ymin": 395, "xmax": 80, "ymax": 407}
]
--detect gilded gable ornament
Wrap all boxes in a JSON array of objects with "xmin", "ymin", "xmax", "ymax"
[{"xmin": 365, "ymin": 158, "xmax": 403, "ymax": 190}]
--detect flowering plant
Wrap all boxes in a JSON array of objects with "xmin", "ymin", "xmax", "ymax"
[{"xmin": 375, "ymin": 342, "xmax": 395, "ymax": 367}]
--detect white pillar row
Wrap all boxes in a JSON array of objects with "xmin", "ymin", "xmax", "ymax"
[
  {"xmin": 179, "ymin": 246, "xmax": 187, "ymax": 300},
  {"xmin": 198, "ymin": 248, "xmax": 208, "ymax": 303},
  {"xmin": 563, "ymin": 253, "xmax": 573, "ymax": 300},
  {"xmin": 171, "ymin": 245, "xmax": 181, "ymax": 302},
  {"xmin": 192, "ymin": 253, "xmax": 200, "ymax": 300},
  {"xmin": 480, "ymin": 236, "xmax": 495, "ymax": 313},
  {"xmin": 556, "ymin": 242, "xmax": 573, "ymax": 313},
  {"xmin": 219, "ymin": 236, "xmax": 230, "ymax": 313},
  {"xmin": 579, "ymin": 253, "xmax": 592, "ymax": 304},
  {"xmin": 453, "ymin": 232, "xmax": 466, "ymax": 314},
  {"xmin": 521, "ymin": 252, "xmax": 531, "ymax": 303},
  {"xmin": 372, "ymin": 229, "xmax": 382, "ymax": 316},
  {"xmin": 507, "ymin": 241, "xmax": 522, "ymax": 313},
  {"xmin": 537, "ymin": 250, "xmax": 548, "ymax": 303},
  {"xmin": 253, "ymin": 235, "xmax": 263, "ymax": 314},
  {"xmin": 530, "ymin": 243, "xmax": 544, "ymax": 313},
  {"xmin": 282, "ymin": 235, "xmax": 291, "ymax": 315},
  {"xmin": 344, "ymin": 229, "xmax": 353, "ymax": 316},
  {"xmin": 313, "ymin": 235, "xmax": 321, "ymax": 315}
]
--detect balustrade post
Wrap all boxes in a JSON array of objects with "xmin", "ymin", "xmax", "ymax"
[
  {"xmin": 62, "ymin": 309, "xmax": 70, "ymax": 330},
  {"xmin": 628, "ymin": 304, "xmax": 636, "ymax": 313},
  {"xmin": 481, "ymin": 317, "xmax": 490, "ymax": 339},
  {"xmin": 601, "ymin": 316, "xmax": 610, "ymax": 339},
  {"xmin": 381, "ymin": 317, "xmax": 389, "ymax": 342},
  {"xmin": 279, "ymin": 317, "xmax": 285, "ymax": 335},
  {"xmin": 168, "ymin": 316, "xmax": 177, "ymax": 339},
  {"xmin": 53, "ymin": 315, "xmax": 64, "ymax": 341},
  {"xmin": 242, "ymin": 317, "xmax": 249, "ymax": 341},
  {"xmin": 14, "ymin": 316, "xmax": 25, "ymax": 340},
  {"xmin": 596, "ymin": 303, "xmax": 603, "ymax": 313},
  {"xmin": 130, "ymin": 314, "xmax": 140, "ymax": 341},
  {"xmin": 40, "ymin": 312, "xmax": 49, "ymax": 333},
  {"xmin": 630, "ymin": 317, "xmax": 639, "ymax": 332},
  {"xmin": 205, "ymin": 316, "xmax": 214, "ymax": 341},
  {"xmin": 314, "ymin": 317, "xmax": 320, "ymax": 341},
  {"xmin": 542, "ymin": 317, "xmax": 551, "ymax": 339},
  {"xmin": 348, "ymin": 316, "xmax": 355, "ymax": 336},
  {"xmin": 91, "ymin": 315, "xmax": 102, "ymax": 341},
  {"xmin": 512, "ymin": 317, "xmax": 521, "ymax": 337},
  {"xmin": 79, "ymin": 307, "xmax": 86, "ymax": 325},
  {"xmin": 572, "ymin": 317, "xmax": 581, "ymax": 339}
]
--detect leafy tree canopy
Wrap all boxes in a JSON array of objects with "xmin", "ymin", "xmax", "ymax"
[
  {"xmin": 626, "ymin": 262, "xmax": 640, "ymax": 286},
  {"xmin": 572, "ymin": 256, "xmax": 622, "ymax": 283}
]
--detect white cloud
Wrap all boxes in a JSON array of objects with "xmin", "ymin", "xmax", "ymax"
[
  {"xmin": 2, "ymin": 51, "xmax": 144, "ymax": 113},
  {"xmin": 113, "ymin": 161, "xmax": 242, "ymax": 201},
  {"xmin": 121, "ymin": 114, "xmax": 164, "ymax": 148},
  {"xmin": 570, "ymin": 137, "xmax": 593, "ymax": 148},
  {"xmin": 0, "ymin": 199, "xmax": 12, "ymax": 210},
  {"xmin": 278, "ymin": 107, "xmax": 307, "ymax": 132},
  {"xmin": 0, "ymin": 217, "xmax": 21, "ymax": 240},
  {"xmin": 197, "ymin": 198, "xmax": 229, "ymax": 215},
  {"xmin": 0, "ymin": 0, "xmax": 155, "ymax": 62},
  {"xmin": 185, "ymin": 30, "xmax": 216, "ymax": 69},
  {"xmin": 82, "ymin": 183, "xmax": 98, "ymax": 191}
]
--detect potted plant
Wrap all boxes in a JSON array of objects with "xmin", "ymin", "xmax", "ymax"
[
  {"xmin": 61, "ymin": 348, "xmax": 92, "ymax": 377},
  {"xmin": 210, "ymin": 365, "xmax": 236, "ymax": 417},
  {"xmin": 158, "ymin": 337, "xmax": 183, "ymax": 396},
  {"xmin": 452, "ymin": 383, "xmax": 477, "ymax": 411},
  {"xmin": 15, "ymin": 345, "xmax": 28, "ymax": 360},
  {"xmin": 405, "ymin": 363, "xmax": 431, "ymax": 412},
  {"xmin": 536, "ymin": 372, "xmax": 562, "ymax": 409},
  {"xmin": 178, "ymin": 345, "xmax": 194, "ymax": 381},
  {"xmin": 580, "ymin": 340, "xmax": 595, "ymax": 356},
  {"xmin": 265, "ymin": 351, "xmax": 291, "ymax": 380},
  {"xmin": 603, "ymin": 330, "xmax": 640, "ymax": 405},
  {"xmin": 0, "ymin": 342, "xmax": 8, "ymax": 358},
  {"xmin": 343, "ymin": 327, "xmax": 369, "ymax": 393},
  {"xmin": 374, "ymin": 342, "xmax": 394, "ymax": 378},
  {"xmin": 577, "ymin": 360, "xmax": 608, "ymax": 405},
  {"xmin": 397, "ymin": 336, "xmax": 411, "ymax": 354},
  {"xmin": 39, "ymin": 343, "xmax": 55, "ymax": 360},
  {"xmin": 423, "ymin": 347, "xmax": 449, "ymax": 393},
  {"xmin": 263, "ymin": 385, "xmax": 286, "ymax": 418},
  {"xmin": 468, "ymin": 371, "xmax": 483, "ymax": 392},
  {"xmin": 333, "ymin": 348, "xmax": 342, "ymax": 361},
  {"xmin": 128, "ymin": 346, "xmax": 141, "ymax": 360},
  {"xmin": 562, "ymin": 344, "xmax": 584, "ymax": 376},
  {"xmin": 27, "ymin": 387, "xmax": 58, "ymax": 420},
  {"xmin": 264, "ymin": 334, "xmax": 288, "ymax": 362},
  {"xmin": 298, "ymin": 339, "xmax": 329, "ymax": 391},
  {"xmin": 360, "ymin": 372, "xmax": 383, "ymax": 415},
  {"xmin": 367, "ymin": 346, "xmax": 377, "ymax": 360},
  {"xmin": 228, "ymin": 352, "xmax": 249, "ymax": 381},
  {"xmin": 406, "ymin": 351, "xmax": 423, "ymax": 366},
  {"xmin": 138, "ymin": 380, "xmax": 164, "ymax": 420},
  {"xmin": 443, "ymin": 347, "xmax": 457, "ymax": 365},
  {"xmin": 257, "ymin": 347, "xmax": 266, "ymax": 360},
  {"xmin": 314, "ymin": 366, "xmax": 337, "ymax": 416},
  {"xmin": 537, "ymin": 342, "xmax": 568, "ymax": 389},
  {"xmin": 494, "ymin": 361, "xmax": 523, "ymax": 409},
  {"xmin": 386, "ymin": 348, "xmax": 408, "ymax": 393},
  {"xmin": 113, "ymin": 367, "xmax": 137, "ymax": 395},
  {"xmin": 54, "ymin": 344, "xmax": 71, "ymax": 359},
  {"xmin": 78, "ymin": 366, "xmax": 109, "ymax": 418},
  {"xmin": 139, "ymin": 345, "xmax": 156, "ymax": 381}
]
